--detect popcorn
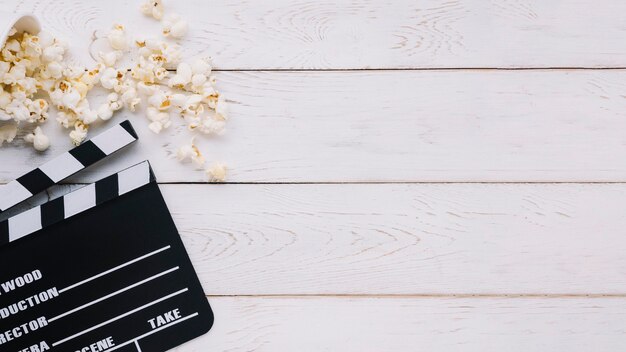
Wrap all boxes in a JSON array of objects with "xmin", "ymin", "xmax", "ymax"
[
  {"xmin": 51, "ymin": 80, "xmax": 82, "ymax": 111},
  {"xmin": 98, "ymin": 51, "xmax": 122, "ymax": 67},
  {"xmin": 27, "ymin": 99, "xmax": 49, "ymax": 123},
  {"xmin": 146, "ymin": 107, "xmax": 171, "ymax": 134},
  {"xmin": 160, "ymin": 42, "xmax": 181, "ymax": 65},
  {"xmin": 206, "ymin": 163, "xmax": 227, "ymax": 182},
  {"xmin": 0, "ymin": 61, "xmax": 10, "ymax": 80},
  {"xmin": 147, "ymin": 89, "xmax": 171, "ymax": 111},
  {"xmin": 2, "ymin": 39, "xmax": 20, "ymax": 62},
  {"xmin": 168, "ymin": 62, "xmax": 192, "ymax": 88},
  {"xmin": 0, "ymin": 91, "xmax": 11, "ymax": 110},
  {"xmin": 37, "ymin": 31, "xmax": 54, "ymax": 49},
  {"xmin": 100, "ymin": 67, "xmax": 125, "ymax": 90},
  {"xmin": 97, "ymin": 93, "xmax": 124, "ymax": 121},
  {"xmin": 191, "ymin": 73, "xmax": 207, "ymax": 87},
  {"xmin": 41, "ymin": 61, "xmax": 63, "ymax": 79},
  {"xmin": 4, "ymin": 63, "xmax": 26, "ymax": 85},
  {"xmin": 21, "ymin": 33, "xmax": 42, "ymax": 58},
  {"xmin": 137, "ymin": 81, "xmax": 158, "ymax": 96},
  {"xmin": 162, "ymin": 14, "xmax": 188, "ymax": 38},
  {"xmin": 0, "ymin": 110, "xmax": 11, "ymax": 121},
  {"xmin": 176, "ymin": 138, "xmax": 205, "ymax": 168},
  {"xmin": 121, "ymin": 88, "xmax": 141, "ymax": 112},
  {"xmin": 215, "ymin": 96, "xmax": 228, "ymax": 120},
  {"xmin": 0, "ymin": 8, "xmax": 230, "ymax": 181},
  {"xmin": 182, "ymin": 94, "xmax": 203, "ymax": 114},
  {"xmin": 0, "ymin": 123, "xmax": 17, "ymax": 146},
  {"xmin": 62, "ymin": 65, "xmax": 84, "ymax": 80},
  {"xmin": 195, "ymin": 116, "xmax": 225, "ymax": 135},
  {"xmin": 107, "ymin": 93, "xmax": 123, "ymax": 111},
  {"xmin": 75, "ymin": 100, "xmax": 98, "ymax": 124},
  {"xmin": 79, "ymin": 64, "xmax": 105, "ymax": 88},
  {"xmin": 131, "ymin": 56, "xmax": 161, "ymax": 84},
  {"xmin": 169, "ymin": 93, "xmax": 187, "ymax": 109},
  {"xmin": 41, "ymin": 40, "xmax": 65, "ymax": 63},
  {"xmin": 107, "ymin": 24, "xmax": 128, "ymax": 51},
  {"xmin": 24, "ymin": 126, "xmax": 50, "ymax": 151},
  {"xmin": 5, "ymin": 100, "xmax": 30, "ymax": 122},
  {"xmin": 56, "ymin": 111, "xmax": 77, "ymax": 128},
  {"xmin": 96, "ymin": 104, "xmax": 114, "ymax": 121},
  {"xmin": 140, "ymin": 0, "xmax": 164, "ymax": 20},
  {"xmin": 69, "ymin": 122, "xmax": 88, "ymax": 146},
  {"xmin": 191, "ymin": 58, "xmax": 212, "ymax": 75}
]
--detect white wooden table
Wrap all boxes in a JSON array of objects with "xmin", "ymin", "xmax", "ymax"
[{"xmin": 1, "ymin": 0, "xmax": 626, "ymax": 350}]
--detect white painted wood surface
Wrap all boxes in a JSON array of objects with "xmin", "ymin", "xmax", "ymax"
[
  {"xmin": 167, "ymin": 184, "xmax": 626, "ymax": 295},
  {"xmin": 1, "ymin": 0, "xmax": 626, "ymax": 350},
  {"xmin": 4, "ymin": 70, "xmax": 626, "ymax": 183},
  {"xmin": 176, "ymin": 297, "xmax": 626, "ymax": 351},
  {"xmin": 10, "ymin": 0, "xmax": 626, "ymax": 69}
]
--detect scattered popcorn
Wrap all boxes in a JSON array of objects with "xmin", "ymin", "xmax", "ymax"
[
  {"xmin": 107, "ymin": 24, "xmax": 128, "ymax": 51},
  {"xmin": 100, "ymin": 67, "xmax": 123, "ymax": 90},
  {"xmin": 176, "ymin": 138, "xmax": 205, "ymax": 168},
  {"xmin": 69, "ymin": 122, "xmax": 88, "ymax": 146},
  {"xmin": 162, "ymin": 14, "xmax": 188, "ymax": 38},
  {"xmin": 0, "ymin": 123, "xmax": 17, "ymax": 146},
  {"xmin": 24, "ymin": 126, "xmax": 50, "ymax": 151},
  {"xmin": 191, "ymin": 58, "xmax": 212, "ymax": 76},
  {"xmin": 215, "ymin": 96, "xmax": 228, "ymax": 120},
  {"xmin": 168, "ymin": 62, "xmax": 192, "ymax": 88},
  {"xmin": 146, "ymin": 106, "xmax": 171, "ymax": 134},
  {"xmin": 206, "ymin": 163, "xmax": 227, "ymax": 182},
  {"xmin": 41, "ymin": 38, "xmax": 66, "ymax": 63},
  {"xmin": 27, "ymin": 99, "xmax": 49, "ymax": 123},
  {"xmin": 0, "ymin": 2, "xmax": 230, "ymax": 181},
  {"xmin": 147, "ymin": 89, "xmax": 171, "ymax": 110},
  {"xmin": 140, "ymin": 0, "xmax": 164, "ymax": 20},
  {"xmin": 98, "ymin": 51, "xmax": 122, "ymax": 67},
  {"xmin": 121, "ymin": 88, "xmax": 141, "ymax": 111}
]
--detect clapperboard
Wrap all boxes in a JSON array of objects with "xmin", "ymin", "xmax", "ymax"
[{"xmin": 0, "ymin": 121, "xmax": 214, "ymax": 352}]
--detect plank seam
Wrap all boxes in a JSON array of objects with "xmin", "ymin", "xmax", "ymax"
[
  {"xmin": 8, "ymin": 181, "xmax": 626, "ymax": 186},
  {"xmin": 208, "ymin": 67, "xmax": 626, "ymax": 72},
  {"xmin": 205, "ymin": 294, "xmax": 626, "ymax": 298}
]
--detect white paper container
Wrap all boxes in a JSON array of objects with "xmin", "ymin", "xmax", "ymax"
[{"xmin": 0, "ymin": 12, "xmax": 40, "ymax": 45}]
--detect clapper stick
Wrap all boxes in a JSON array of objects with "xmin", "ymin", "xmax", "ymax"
[
  {"xmin": 0, "ymin": 120, "xmax": 214, "ymax": 352},
  {"xmin": 0, "ymin": 120, "xmax": 138, "ymax": 215},
  {"xmin": 0, "ymin": 161, "xmax": 154, "ymax": 245}
]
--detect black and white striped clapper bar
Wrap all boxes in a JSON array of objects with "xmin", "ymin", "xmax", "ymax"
[{"xmin": 0, "ymin": 121, "xmax": 214, "ymax": 352}]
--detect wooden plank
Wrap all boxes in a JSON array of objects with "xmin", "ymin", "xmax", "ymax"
[
  {"xmin": 178, "ymin": 296, "xmax": 626, "ymax": 351},
  {"xmin": 2, "ymin": 70, "xmax": 626, "ymax": 183},
  {"xmin": 4, "ymin": 182, "xmax": 623, "ymax": 295},
  {"xmin": 8, "ymin": 0, "xmax": 626, "ymax": 69},
  {"xmin": 158, "ymin": 184, "xmax": 626, "ymax": 295}
]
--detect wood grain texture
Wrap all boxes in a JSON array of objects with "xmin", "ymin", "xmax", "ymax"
[
  {"xmin": 2, "ymin": 70, "xmax": 626, "ymax": 183},
  {"xmin": 5, "ymin": 182, "xmax": 624, "ymax": 295},
  {"xmin": 177, "ymin": 296, "xmax": 626, "ymax": 351},
  {"xmin": 0, "ymin": 1, "xmax": 623, "ymax": 348},
  {"xmin": 158, "ymin": 183, "xmax": 626, "ymax": 295},
  {"xmin": 6, "ymin": 0, "xmax": 626, "ymax": 69}
]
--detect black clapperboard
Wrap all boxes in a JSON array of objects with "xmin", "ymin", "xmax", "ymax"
[{"xmin": 0, "ymin": 121, "xmax": 214, "ymax": 352}]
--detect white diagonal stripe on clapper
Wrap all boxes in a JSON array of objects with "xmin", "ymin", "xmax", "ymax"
[
  {"xmin": 8, "ymin": 206, "xmax": 41, "ymax": 241},
  {"xmin": 118, "ymin": 162, "xmax": 151, "ymax": 195},
  {"xmin": 64, "ymin": 183, "xmax": 96, "ymax": 218},
  {"xmin": 0, "ymin": 181, "xmax": 33, "ymax": 211},
  {"xmin": 39, "ymin": 152, "xmax": 85, "ymax": 183},
  {"xmin": 90, "ymin": 124, "xmax": 136, "ymax": 155}
]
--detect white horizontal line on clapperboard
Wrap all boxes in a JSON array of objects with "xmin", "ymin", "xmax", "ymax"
[
  {"xmin": 106, "ymin": 312, "xmax": 200, "ymax": 352},
  {"xmin": 48, "ymin": 266, "xmax": 180, "ymax": 322},
  {"xmin": 52, "ymin": 288, "xmax": 190, "ymax": 347},
  {"xmin": 58, "ymin": 245, "xmax": 171, "ymax": 294}
]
